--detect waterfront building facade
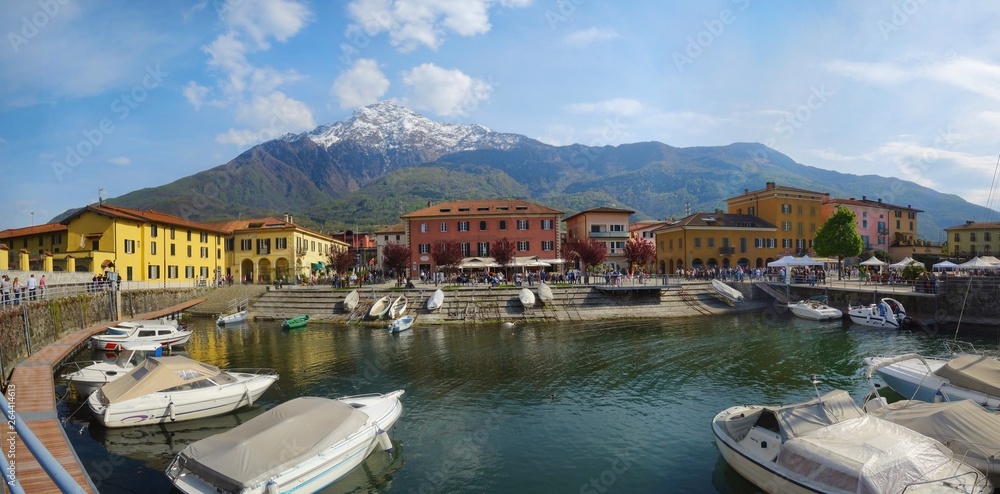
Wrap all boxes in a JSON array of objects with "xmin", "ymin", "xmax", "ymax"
[
  {"xmin": 725, "ymin": 182, "xmax": 826, "ymax": 256},
  {"xmin": 0, "ymin": 223, "xmax": 69, "ymax": 271},
  {"xmin": 401, "ymin": 200, "xmax": 563, "ymax": 274},
  {"xmin": 945, "ymin": 221, "xmax": 1000, "ymax": 259},
  {"xmin": 652, "ymin": 212, "xmax": 778, "ymax": 274},
  {"xmin": 375, "ymin": 223, "xmax": 407, "ymax": 271},
  {"xmin": 563, "ymin": 207, "xmax": 635, "ymax": 271},
  {"xmin": 821, "ymin": 195, "xmax": 923, "ymax": 254}
]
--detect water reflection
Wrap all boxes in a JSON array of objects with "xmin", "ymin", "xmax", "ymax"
[{"xmin": 60, "ymin": 313, "xmax": 1000, "ymax": 493}]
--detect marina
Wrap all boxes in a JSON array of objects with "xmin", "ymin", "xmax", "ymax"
[{"xmin": 55, "ymin": 310, "xmax": 1000, "ymax": 493}]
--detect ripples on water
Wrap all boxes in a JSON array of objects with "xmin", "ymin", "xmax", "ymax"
[{"xmin": 59, "ymin": 314, "xmax": 999, "ymax": 493}]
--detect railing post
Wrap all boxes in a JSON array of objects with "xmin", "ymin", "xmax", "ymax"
[{"xmin": 21, "ymin": 306, "xmax": 30, "ymax": 356}]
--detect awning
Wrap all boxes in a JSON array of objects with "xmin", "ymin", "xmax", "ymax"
[{"xmin": 101, "ymin": 259, "xmax": 115, "ymax": 268}]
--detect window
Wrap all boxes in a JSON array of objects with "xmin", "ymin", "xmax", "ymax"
[
  {"xmin": 748, "ymin": 206, "xmax": 756, "ymax": 216},
  {"xmin": 694, "ymin": 238, "xmax": 701, "ymax": 248},
  {"xmin": 124, "ymin": 239, "xmax": 136, "ymax": 254},
  {"xmin": 862, "ymin": 211, "xmax": 868, "ymax": 217},
  {"xmin": 782, "ymin": 239, "xmax": 792, "ymax": 248},
  {"xmin": 517, "ymin": 220, "xmax": 528, "ymax": 230},
  {"xmin": 954, "ymin": 233, "xmax": 960, "ymax": 242},
  {"xmin": 241, "ymin": 239, "xmax": 252, "ymax": 250},
  {"xmin": 896, "ymin": 219, "xmax": 901, "ymax": 229},
  {"xmin": 796, "ymin": 239, "xmax": 805, "ymax": 249},
  {"xmin": 707, "ymin": 238, "xmax": 715, "ymax": 248},
  {"xmin": 461, "ymin": 243, "xmax": 470, "ymax": 256},
  {"xmin": 797, "ymin": 205, "xmax": 803, "ymax": 214},
  {"xmin": 517, "ymin": 241, "xmax": 529, "ymax": 251},
  {"xmin": 609, "ymin": 224, "xmax": 624, "ymax": 232},
  {"xmin": 151, "ymin": 241, "xmax": 157, "ymax": 255},
  {"xmin": 311, "ymin": 241, "xmax": 316, "ymax": 251},
  {"xmin": 168, "ymin": 265, "xmax": 178, "ymax": 278},
  {"xmin": 909, "ymin": 221, "xmax": 913, "ymax": 230},
  {"xmin": 781, "ymin": 204, "xmax": 791, "ymax": 214},
  {"xmin": 186, "ymin": 230, "xmax": 192, "ymax": 241},
  {"xmin": 225, "ymin": 238, "xmax": 234, "ymax": 251},
  {"xmin": 542, "ymin": 241, "xmax": 554, "ymax": 251},
  {"xmin": 420, "ymin": 223, "xmax": 428, "ymax": 233},
  {"xmin": 591, "ymin": 225, "xmax": 602, "ymax": 233},
  {"xmin": 217, "ymin": 249, "xmax": 221, "ymax": 259},
  {"xmin": 151, "ymin": 225, "xmax": 158, "ymax": 238},
  {"xmin": 419, "ymin": 244, "xmax": 430, "ymax": 254},
  {"xmin": 201, "ymin": 267, "xmax": 209, "ymax": 278},
  {"xmin": 542, "ymin": 219, "xmax": 553, "ymax": 230},
  {"xmin": 200, "ymin": 232, "xmax": 208, "ymax": 243},
  {"xmin": 970, "ymin": 232, "xmax": 977, "ymax": 242},
  {"xmin": 499, "ymin": 220, "xmax": 507, "ymax": 231},
  {"xmin": 755, "ymin": 238, "xmax": 764, "ymax": 248},
  {"xmin": 862, "ymin": 220, "xmax": 868, "ymax": 229},
  {"xmin": 170, "ymin": 227, "xmax": 175, "ymax": 240},
  {"xmin": 479, "ymin": 221, "xmax": 487, "ymax": 231},
  {"xmin": 170, "ymin": 244, "xmax": 176, "ymax": 256},
  {"xmin": 610, "ymin": 241, "xmax": 625, "ymax": 253},
  {"xmin": 810, "ymin": 206, "xmax": 816, "ymax": 216},
  {"xmin": 440, "ymin": 222, "xmax": 448, "ymax": 233},
  {"xmin": 200, "ymin": 247, "xmax": 209, "ymax": 258},
  {"xmin": 276, "ymin": 238, "xmax": 287, "ymax": 250},
  {"xmin": 669, "ymin": 239, "xmax": 674, "ymax": 249},
  {"xmin": 458, "ymin": 221, "xmax": 470, "ymax": 232},
  {"xmin": 38, "ymin": 236, "xmax": 43, "ymax": 246},
  {"xmin": 767, "ymin": 239, "xmax": 776, "ymax": 248},
  {"xmin": 740, "ymin": 238, "xmax": 747, "ymax": 253},
  {"xmin": 147, "ymin": 265, "xmax": 160, "ymax": 279},
  {"xmin": 986, "ymin": 232, "xmax": 992, "ymax": 242},
  {"xmin": 53, "ymin": 233, "xmax": 62, "ymax": 245},
  {"xmin": 477, "ymin": 242, "xmax": 490, "ymax": 256},
  {"xmin": 257, "ymin": 238, "xmax": 270, "ymax": 255},
  {"xmin": 185, "ymin": 266, "xmax": 194, "ymax": 278},
  {"xmin": 643, "ymin": 231, "xmax": 653, "ymax": 238},
  {"xmin": 187, "ymin": 245, "xmax": 192, "ymax": 257},
  {"xmin": 782, "ymin": 221, "xmax": 792, "ymax": 231}
]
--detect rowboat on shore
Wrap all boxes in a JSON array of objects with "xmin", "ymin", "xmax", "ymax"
[
  {"xmin": 519, "ymin": 287, "xmax": 535, "ymax": 309},
  {"xmin": 343, "ymin": 289, "xmax": 360, "ymax": 313},
  {"xmin": 281, "ymin": 315, "xmax": 309, "ymax": 330},
  {"xmin": 369, "ymin": 296, "xmax": 391, "ymax": 319}
]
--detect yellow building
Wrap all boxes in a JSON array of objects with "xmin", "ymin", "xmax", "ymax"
[
  {"xmin": 945, "ymin": 221, "xmax": 1000, "ymax": 259},
  {"xmin": 653, "ymin": 212, "xmax": 778, "ymax": 274},
  {"xmin": 563, "ymin": 207, "xmax": 635, "ymax": 270},
  {"xmin": 726, "ymin": 182, "xmax": 826, "ymax": 256},
  {"xmin": 0, "ymin": 223, "xmax": 69, "ymax": 270},
  {"xmin": 208, "ymin": 216, "xmax": 348, "ymax": 283}
]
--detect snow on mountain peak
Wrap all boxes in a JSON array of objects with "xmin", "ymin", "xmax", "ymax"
[{"xmin": 283, "ymin": 101, "xmax": 523, "ymax": 161}]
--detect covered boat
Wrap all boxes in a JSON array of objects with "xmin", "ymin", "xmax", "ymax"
[
  {"xmin": 342, "ymin": 289, "xmax": 360, "ymax": 312},
  {"xmin": 711, "ymin": 279, "xmax": 744, "ymax": 305},
  {"xmin": 848, "ymin": 297, "xmax": 909, "ymax": 328},
  {"xmin": 866, "ymin": 353, "xmax": 1000, "ymax": 409},
  {"xmin": 713, "ymin": 389, "xmax": 991, "ymax": 493},
  {"xmin": 91, "ymin": 321, "xmax": 192, "ymax": 351},
  {"xmin": 216, "ymin": 310, "xmax": 248, "ymax": 326},
  {"xmin": 787, "ymin": 299, "xmax": 842, "ymax": 321},
  {"xmin": 537, "ymin": 282, "xmax": 554, "ymax": 303},
  {"xmin": 88, "ymin": 356, "xmax": 278, "ymax": 428},
  {"xmin": 166, "ymin": 390, "xmax": 405, "ymax": 494},
  {"xmin": 864, "ymin": 398, "xmax": 1000, "ymax": 482},
  {"xmin": 425, "ymin": 289, "xmax": 444, "ymax": 311},
  {"xmin": 62, "ymin": 343, "xmax": 163, "ymax": 396},
  {"xmin": 518, "ymin": 287, "xmax": 535, "ymax": 308}
]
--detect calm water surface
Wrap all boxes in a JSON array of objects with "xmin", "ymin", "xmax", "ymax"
[{"xmin": 59, "ymin": 313, "xmax": 1000, "ymax": 493}]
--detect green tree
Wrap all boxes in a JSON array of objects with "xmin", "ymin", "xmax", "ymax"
[{"xmin": 813, "ymin": 206, "xmax": 863, "ymax": 280}]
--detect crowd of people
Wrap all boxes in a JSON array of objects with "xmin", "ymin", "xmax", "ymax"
[{"xmin": 0, "ymin": 274, "xmax": 46, "ymax": 308}]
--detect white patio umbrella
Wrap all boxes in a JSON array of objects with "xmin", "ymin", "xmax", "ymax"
[
  {"xmin": 792, "ymin": 255, "xmax": 823, "ymax": 266},
  {"xmin": 859, "ymin": 256, "xmax": 886, "ymax": 266},
  {"xmin": 932, "ymin": 260, "xmax": 958, "ymax": 270},
  {"xmin": 767, "ymin": 255, "xmax": 796, "ymax": 267},
  {"xmin": 889, "ymin": 257, "xmax": 920, "ymax": 269},
  {"xmin": 957, "ymin": 256, "xmax": 998, "ymax": 269}
]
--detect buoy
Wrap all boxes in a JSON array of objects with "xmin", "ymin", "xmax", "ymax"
[
  {"xmin": 266, "ymin": 480, "xmax": 280, "ymax": 494},
  {"xmin": 934, "ymin": 390, "xmax": 944, "ymax": 403},
  {"xmin": 168, "ymin": 402, "xmax": 176, "ymax": 421},
  {"xmin": 377, "ymin": 430, "xmax": 393, "ymax": 451}
]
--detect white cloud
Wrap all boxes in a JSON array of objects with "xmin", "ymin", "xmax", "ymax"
[
  {"xmin": 183, "ymin": 82, "xmax": 212, "ymax": 110},
  {"xmin": 345, "ymin": 0, "xmax": 529, "ymax": 52},
  {"xmin": 332, "ymin": 59, "xmax": 390, "ymax": 109},
  {"xmin": 108, "ymin": 156, "xmax": 131, "ymax": 166},
  {"xmin": 217, "ymin": 91, "xmax": 315, "ymax": 145},
  {"xmin": 218, "ymin": 0, "xmax": 311, "ymax": 49},
  {"xmin": 563, "ymin": 27, "xmax": 618, "ymax": 47},
  {"xmin": 824, "ymin": 56, "xmax": 1000, "ymax": 102},
  {"xmin": 565, "ymin": 98, "xmax": 642, "ymax": 116},
  {"xmin": 401, "ymin": 63, "xmax": 491, "ymax": 117}
]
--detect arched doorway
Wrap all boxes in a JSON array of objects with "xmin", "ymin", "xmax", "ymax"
[
  {"xmin": 691, "ymin": 258, "xmax": 703, "ymax": 269},
  {"xmin": 241, "ymin": 259, "xmax": 254, "ymax": 283},
  {"xmin": 660, "ymin": 260, "xmax": 667, "ymax": 274},
  {"xmin": 738, "ymin": 258, "xmax": 750, "ymax": 268},
  {"xmin": 275, "ymin": 257, "xmax": 290, "ymax": 281},
  {"xmin": 706, "ymin": 258, "xmax": 718, "ymax": 269},
  {"xmin": 755, "ymin": 257, "xmax": 764, "ymax": 268},
  {"xmin": 722, "ymin": 258, "xmax": 731, "ymax": 268},
  {"xmin": 258, "ymin": 258, "xmax": 272, "ymax": 283}
]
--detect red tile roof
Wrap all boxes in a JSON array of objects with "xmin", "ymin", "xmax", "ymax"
[
  {"xmin": 64, "ymin": 203, "xmax": 230, "ymax": 233},
  {"xmin": 0, "ymin": 222, "xmax": 68, "ymax": 240},
  {"xmin": 824, "ymin": 196, "xmax": 923, "ymax": 212},
  {"xmin": 563, "ymin": 206, "xmax": 636, "ymax": 222},
  {"xmin": 402, "ymin": 200, "xmax": 562, "ymax": 218}
]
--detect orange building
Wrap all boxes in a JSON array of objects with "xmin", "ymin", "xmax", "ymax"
[
  {"xmin": 563, "ymin": 207, "xmax": 635, "ymax": 270},
  {"xmin": 726, "ymin": 182, "xmax": 826, "ymax": 256},
  {"xmin": 401, "ymin": 200, "xmax": 563, "ymax": 274},
  {"xmin": 653, "ymin": 212, "xmax": 778, "ymax": 273}
]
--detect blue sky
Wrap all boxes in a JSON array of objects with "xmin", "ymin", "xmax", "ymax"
[{"xmin": 2, "ymin": 0, "xmax": 1000, "ymax": 232}]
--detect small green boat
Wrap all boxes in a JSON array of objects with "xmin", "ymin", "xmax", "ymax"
[{"xmin": 281, "ymin": 315, "xmax": 309, "ymax": 330}]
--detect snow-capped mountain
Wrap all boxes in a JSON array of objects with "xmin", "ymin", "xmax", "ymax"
[{"xmin": 284, "ymin": 101, "xmax": 526, "ymax": 163}]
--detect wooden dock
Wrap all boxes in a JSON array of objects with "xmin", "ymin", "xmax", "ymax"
[{"xmin": 5, "ymin": 299, "xmax": 203, "ymax": 493}]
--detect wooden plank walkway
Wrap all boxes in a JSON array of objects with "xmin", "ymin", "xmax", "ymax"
[{"xmin": 5, "ymin": 298, "xmax": 203, "ymax": 494}]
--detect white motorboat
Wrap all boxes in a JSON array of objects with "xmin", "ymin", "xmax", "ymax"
[
  {"xmin": 425, "ymin": 288, "xmax": 444, "ymax": 311},
  {"xmin": 343, "ymin": 289, "xmax": 360, "ymax": 312},
  {"xmin": 711, "ymin": 279, "xmax": 744, "ymax": 305},
  {"xmin": 863, "ymin": 397, "xmax": 1000, "ymax": 483},
  {"xmin": 518, "ymin": 287, "xmax": 535, "ymax": 308},
  {"xmin": 847, "ymin": 297, "xmax": 909, "ymax": 328},
  {"xmin": 865, "ymin": 353, "xmax": 1000, "ymax": 409},
  {"xmin": 216, "ymin": 310, "xmax": 248, "ymax": 326},
  {"xmin": 536, "ymin": 282, "xmax": 554, "ymax": 303},
  {"xmin": 713, "ymin": 389, "xmax": 991, "ymax": 493},
  {"xmin": 389, "ymin": 295, "xmax": 408, "ymax": 319},
  {"xmin": 388, "ymin": 315, "xmax": 414, "ymax": 333},
  {"xmin": 91, "ymin": 322, "xmax": 192, "ymax": 351},
  {"xmin": 166, "ymin": 390, "xmax": 405, "ymax": 494},
  {"xmin": 368, "ymin": 296, "xmax": 391, "ymax": 319},
  {"xmin": 88, "ymin": 356, "xmax": 278, "ymax": 428},
  {"xmin": 787, "ymin": 299, "xmax": 842, "ymax": 321},
  {"xmin": 62, "ymin": 343, "xmax": 163, "ymax": 396}
]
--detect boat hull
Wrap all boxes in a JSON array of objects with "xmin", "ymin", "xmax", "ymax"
[
  {"xmin": 519, "ymin": 288, "xmax": 535, "ymax": 308},
  {"xmin": 91, "ymin": 332, "xmax": 191, "ymax": 351},
  {"xmin": 788, "ymin": 303, "xmax": 842, "ymax": 321},
  {"xmin": 88, "ymin": 373, "xmax": 277, "ymax": 428},
  {"xmin": 216, "ymin": 310, "xmax": 248, "ymax": 325},
  {"xmin": 712, "ymin": 410, "xmax": 820, "ymax": 494},
  {"xmin": 426, "ymin": 289, "xmax": 444, "ymax": 311},
  {"xmin": 866, "ymin": 356, "xmax": 1000, "ymax": 408}
]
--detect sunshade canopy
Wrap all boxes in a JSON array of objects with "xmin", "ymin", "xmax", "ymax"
[
  {"xmin": 859, "ymin": 256, "xmax": 887, "ymax": 266},
  {"xmin": 97, "ymin": 356, "xmax": 222, "ymax": 404}
]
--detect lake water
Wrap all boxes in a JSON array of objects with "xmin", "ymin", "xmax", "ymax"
[{"xmin": 59, "ymin": 313, "xmax": 997, "ymax": 493}]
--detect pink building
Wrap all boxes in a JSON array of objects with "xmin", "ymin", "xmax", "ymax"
[{"xmin": 822, "ymin": 195, "xmax": 923, "ymax": 253}]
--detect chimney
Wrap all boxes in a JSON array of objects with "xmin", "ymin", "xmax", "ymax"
[
  {"xmin": 849, "ymin": 198, "xmax": 855, "ymax": 201},
  {"xmin": 744, "ymin": 188, "xmax": 748, "ymax": 194},
  {"xmin": 862, "ymin": 195, "xmax": 866, "ymax": 201},
  {"xmin": 877, "ymin": 198, "xmax": 882, "ymax": 203},
  {"xmin": 765, "ymin": 182, "xmax": 775, "ymax": 190}
]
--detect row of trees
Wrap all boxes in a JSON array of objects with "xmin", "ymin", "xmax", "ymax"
[{"xmin": 325, "ymin": 236, "xmax": 658, "ymax": 281}]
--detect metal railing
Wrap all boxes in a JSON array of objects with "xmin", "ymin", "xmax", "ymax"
[{"xmin": 0, "ymin": 393, "xmax": 86, "ymax": 493}]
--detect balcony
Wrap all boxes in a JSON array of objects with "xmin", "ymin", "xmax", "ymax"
[
  {"xmin": 877, "ymin": 226, "xmax": 889, "ymax": 234},
  {"xmin": 718, "ymin": 246, "xmax": 735, "ymax": 255},
  {"xmin": 589, "ymin": 231, "xmax": 629, "ymax": 238}
]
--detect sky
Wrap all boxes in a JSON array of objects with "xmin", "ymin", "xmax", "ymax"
[{"xmin": 2, "ymin": 0, "xmax": 1000, "ymax": 232}]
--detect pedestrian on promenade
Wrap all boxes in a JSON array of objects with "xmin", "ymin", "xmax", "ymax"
[
  {"xmin": 38, "ymin": 275, "xmax": 46, "ymax": 299},
  {"xmin": 27, "ymin": 274, "xmax": 37, "ymax": 301},
  {"xmin": 12, "ymin": 277, "xmax": 20, "ymax": 306},
  {"xmin": 0, "ymin": 275, "xmax": 9, "ymax": 308}
]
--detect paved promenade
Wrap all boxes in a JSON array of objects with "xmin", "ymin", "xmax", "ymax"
[{"xmin": 6, "ymin": 299, "xmax": 202, "ymax": 493}]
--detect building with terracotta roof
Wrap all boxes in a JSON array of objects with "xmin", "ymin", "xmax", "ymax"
[
  {"xmin": 563, "ymin": 207, "xmax": 635, "ymax": 270},
  {"xmin": 726, "ymin": 182, "xmax": 827, "ymax": 256},
  {"xmin": 374, "ymin": 223, "xmax": 407, "ymax": 270},
  {"xmin": 945, "ymin": 221, "xmax": 1000, "ymax": 259},
  {"xmin": 400, "ymin": 200, "xmax": 563, "ymax": 274},
  {"xmin": 821, "ymin": 195, "xmax": 924, "ymax": 254},
  {"xmin": 652, "ymin": 211, "xmax": 778, "ymax": 273}
]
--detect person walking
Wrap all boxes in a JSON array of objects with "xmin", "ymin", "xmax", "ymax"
[
  {"xmin": 27, "ymin": 274, "xmax": 37, "ymax": 301},
  {"xmin": 0, "ymin": 276, "xmax": 9, "ymax": 308},
  {"xmin": 38, "ymin": 274, "xmax": 46, "ymax": 299},
  {"xmin": 11, "ymin": 277, "xmax": 20, "ymax": 306}
]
